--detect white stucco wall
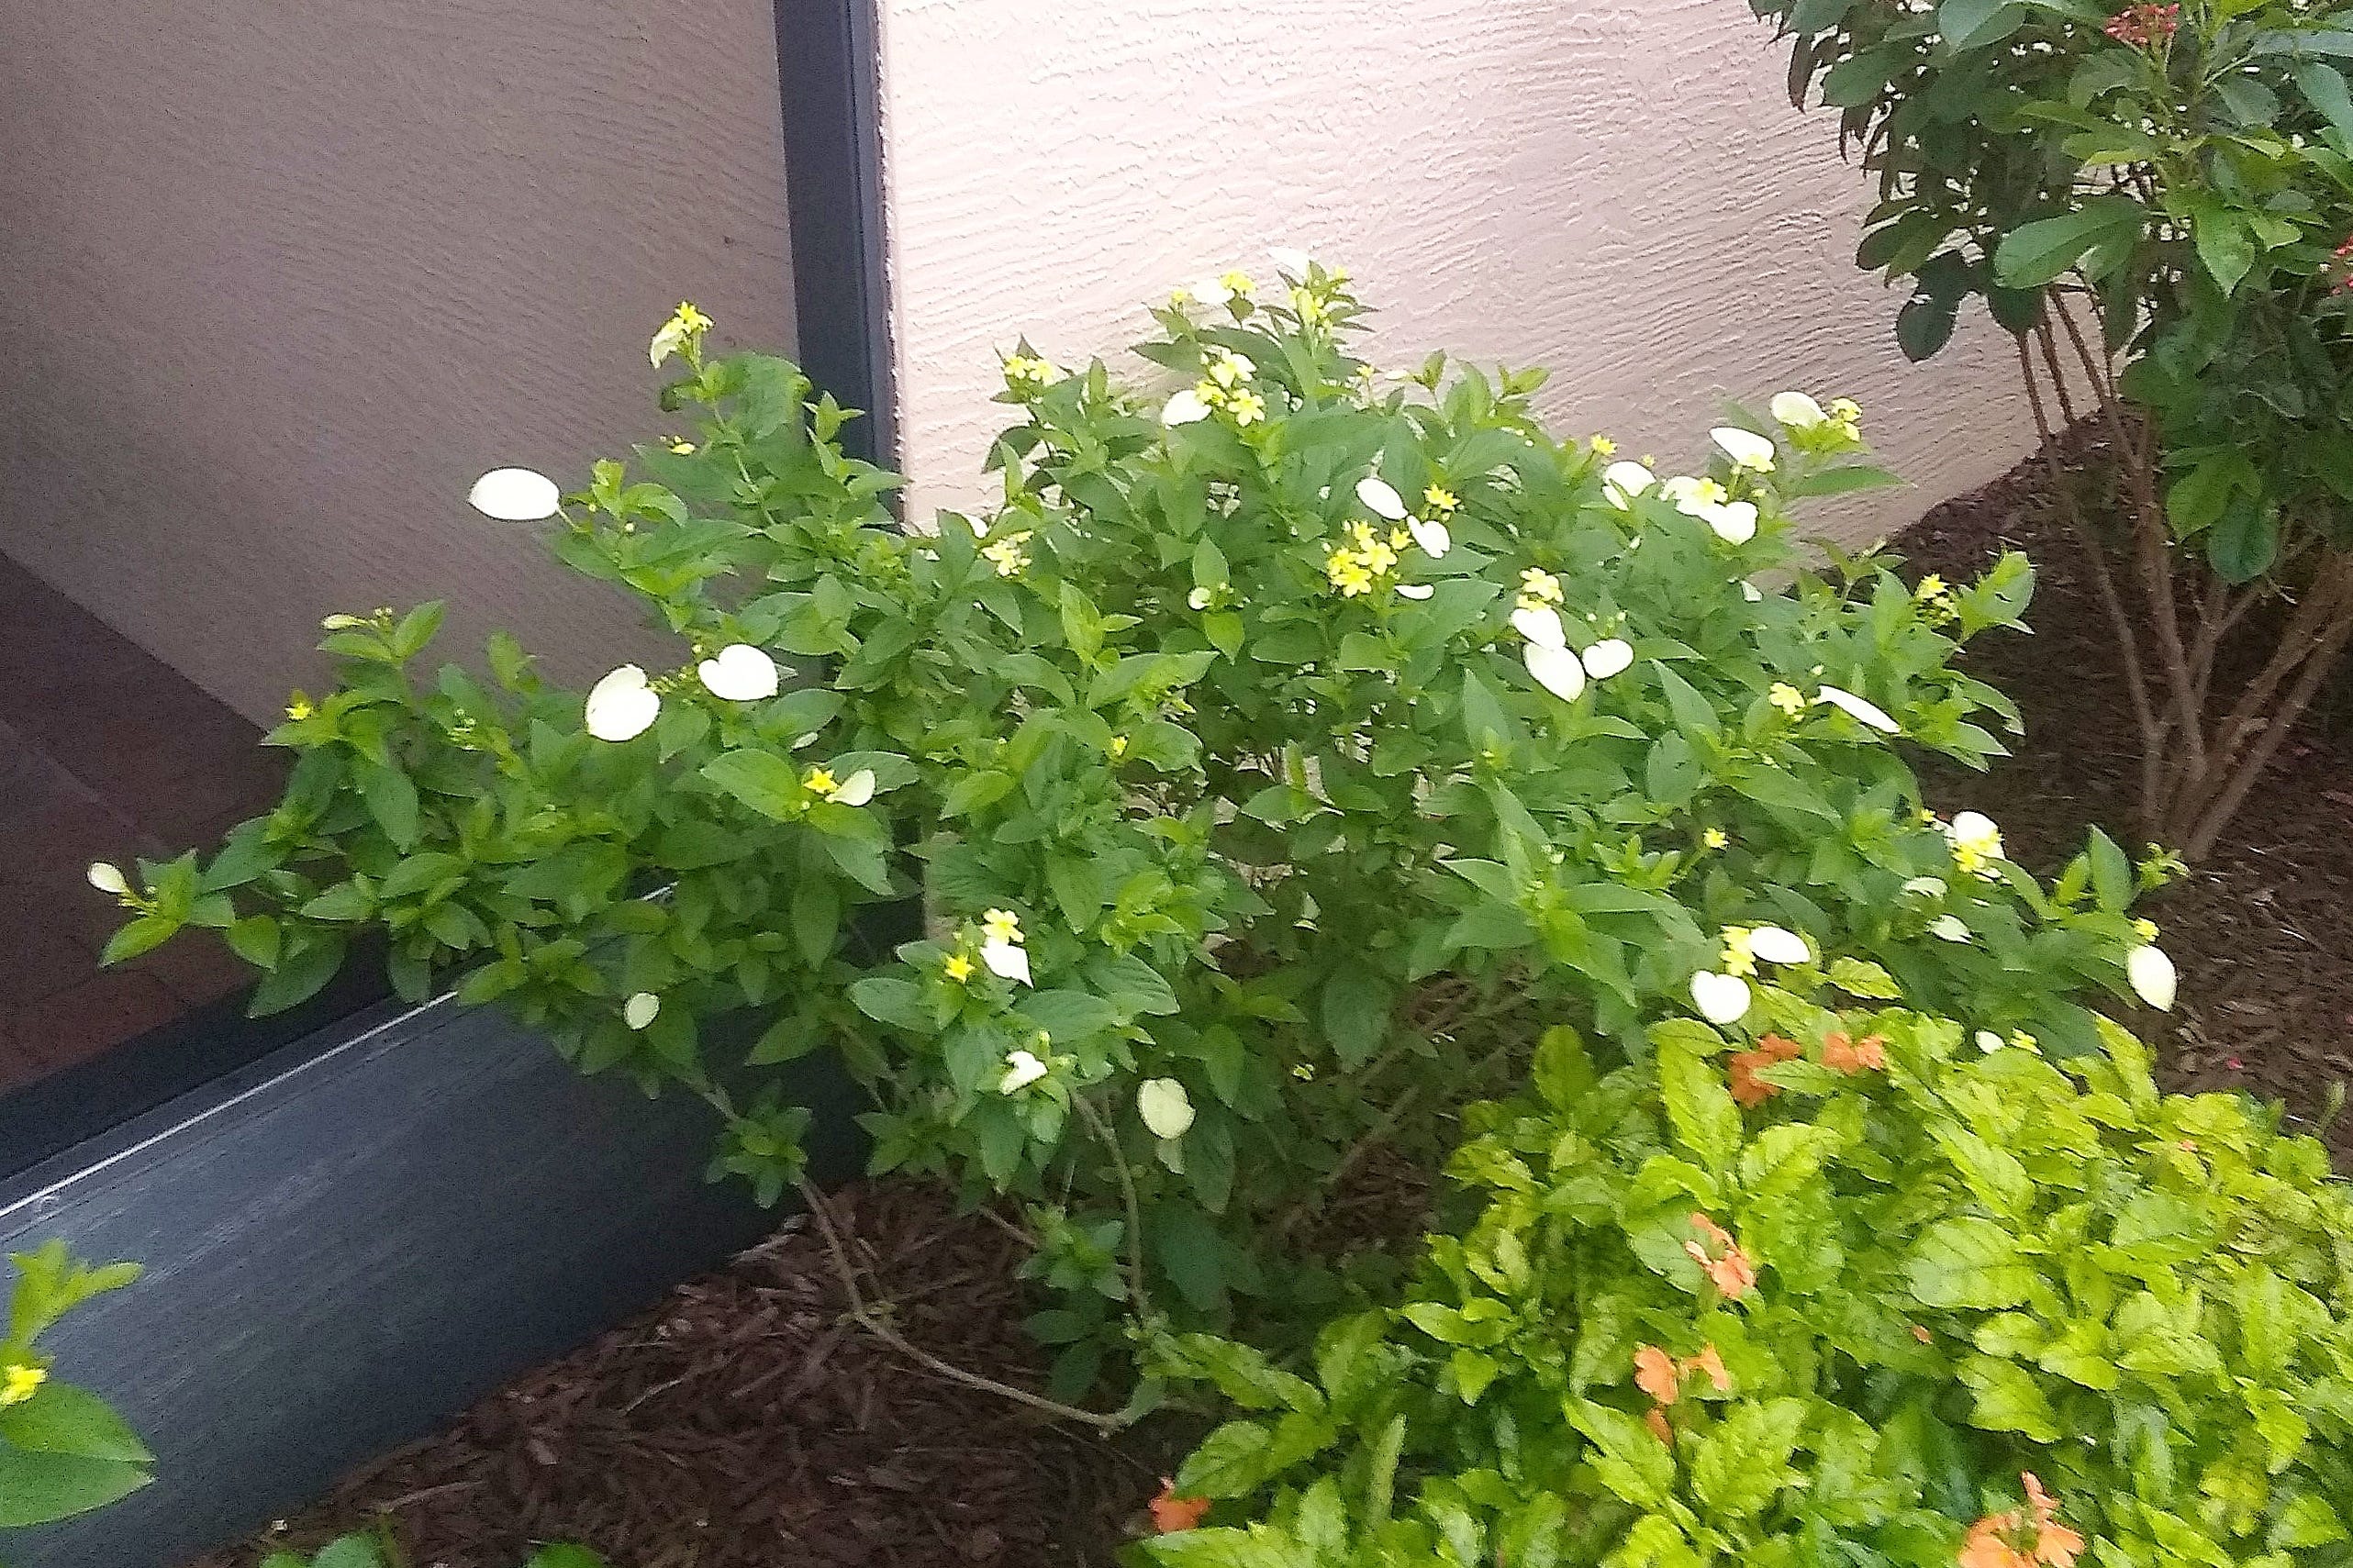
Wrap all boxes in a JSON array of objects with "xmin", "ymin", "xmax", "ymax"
[
  {"xmin": 876, "ymin": 0, "xmax": 2031, "ymax": 539},
  {"xmin": 0, "ymin": 0, "xmax": 796, "ymax": 725}
]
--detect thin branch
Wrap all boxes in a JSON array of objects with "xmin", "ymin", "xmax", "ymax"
[
  {"xmin": 1073, "ymin": 1094, "xmax": 1153, "ymax": 1322},
  {"xmin": 2181, "ymin": 601, "xmax": 2353, "ymax": 858},
  {"xmin": 791, "ymin": 1177, "xmax": 1131, "ymax": 1434}
]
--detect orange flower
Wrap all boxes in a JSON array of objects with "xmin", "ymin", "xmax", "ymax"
[
  {"xmin": 1683, "ymin": 1213, "xmax": 1758, "ymax": 1298},
  {"xmin": 1958, "ymin": 1514, "xmax": 2032, "ymax": 1568},
  {"xmin": 1823, "ymin": 1031, "xmax": 1886, "ymax": 1073},
  {"xmin": 1644, "ymin": 1406, "xmax": 1673, "ymax": 1444},
  {"xmin": 1728, "ymin": 1033, "xmax": 1801, "ymax": 1106},
  {"xmin": 1682, "ymin": 1343, "xmax": 1732, "ymax": 1394},
  {"xmin": 1634, "ymin": 1344, "xmax": 1681, "ymax": 1404},
  {"xmin": 1150, "ymin": 1478, "xmax": 1211, "ymax": 1534},
  {"xmin": 2024, "ymin": 1473, "xmax": 2084, "ymax": 1568},
  {"xmin": 1959, "ymin": 1475, "xmax": 2082, "ymax": 1568}
]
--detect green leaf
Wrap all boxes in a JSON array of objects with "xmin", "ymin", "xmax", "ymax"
[
  {"xmin": 702, "ymin": 749, "xmax": 806, "ymax": 821},
  {"xmin": 99, "ymin": 916, "xmax": 179, "ymax": 967},
  {"xmin": 1689, "ymin": 1397, "xmax": 1807, "ymax": 1518},
  {"xmin": 1991, "ymin": 199, "xmax": 2144, "ymax": 288},
  {"xmin": 524, "ymin": 1548, "xmax": 609, "ymax": 1568},
  {"xmin": 1319, "ymin": 967, "xmax": 1392, "ymax": 1068},
  {"xmin": 2206, "ymin": 495, "xmax": 2278, "ymax": 583},
  {"xmin": 248, "ymin": 928, "xmax": 348, "ymax": 1016},
  {"xmin": 1896, "ymin": 290, "xmax": 1960, "ymax": 361},
  {"xmin": 848, "ymin": 977, "xmax": 928, "ymax": 1033},
  {"xmin": 1938, "ymin": 0, "xmax": 2028, "ymax": 49},
  {"xmin": 1907, "ymin": 1218, "xmax": 2035, "ymax": 1308},
  {"xmin": 0, "ymin": 1448, "xmax": 151, "ymax": 1526},
  {"xmin": 1958, "ymin": 1354, "xmax": 2063, "ymax": 1441},
  {"xmin": 0, "ymin": 1382, "xmax": 151, "ymax": 1462},
  {"xmin": 2298, "ymin": 59, "xmax": 2353, "ymax": 141},
  {"xmin": 1653, "ymin": 1025, "xmax": 1742, "ymax": 1172},
  {"xmin": 357, "ymin": 762, "xmax": 421, "ymax": 851},
  {"xmin": 2191, "ymin": 202, "xmax": 2256, "ymax": 295},
  {"xmin": 1566, "ymin": 1399, "xmax": 1675, "ymax": 1507}
]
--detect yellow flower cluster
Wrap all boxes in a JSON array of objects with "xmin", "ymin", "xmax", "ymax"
[
  {"xmin": 1827, "ymin": 396, "xmax": 1862, "ymax": 436},
  {"xmin": 1327, "ymin": 520, "xmax": 1408, "ymax": 596},
  {"xmin": 1001, "ymin": 354, "xmax": 1061, "ymax": 390},
  {"xmin": 1515, "ymin": 567, "xmax": 1563, "ymax": 614},
  {"xmin": 0, "ymin": 1362, "xmax": 45, "ymax": 1407},
  {"xmin": 1186, "ymin": 348, "xmax": 1266, "ymax": 427},
  {"xmin": 1719, "ymin": 926, "xmax": 1758, "ymax": 978},
  {"xmin": 649, "ymin": 300, "xmax": 714, "ymax": 369},
  {"xmin": 982, "ymin": 529, "xmax": 1033, "ymax": 578},
  {"xmin": 1768, "ymin": 682, "xmax": 1808, "ymax": 717},
  {"xmin": 1423, "ymin": 484, "xmax": 1459, "ymax": 516},
  {"xmin": 1590, "ymin": 436, "xmax": 1618, "ymax": 457}
]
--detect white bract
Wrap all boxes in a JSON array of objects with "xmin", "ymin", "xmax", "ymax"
[
  {"xmin": 584, "ymin": 665, "xmax": 660, "ymax": 742},
  {"xmin": 1770, "ymin": 391, "xmax": 1828, "ymax": 429},
  {"xmin": 1580, "ymin": 638, "xmax": 1634, "ymax": 680},
  {"xmin": 1524, "ymin": 641, "xmax": 1586, "ymax": 702},
  {"xmin": 1747, "ymin": 925, "xmax": 1811, "ymax": 965},
  {"xmin": 623, "ymin": 992, "xmax": 661, "ymax": 1030},
  {"xmin": 1137, "ymin": 1078, "xmax": 1196, "ymax": 1140},
  {"xmin": 467, "ymin": 467, "xmax": 562, "ymax": 522},
  {"xmin": 1188, "ymin": 276, "xmax": 1234, "ymax": 307},
  {"xmin": 1000, "ymin": 1049, "xmax": 1048, "ymax": 1093},
  {"xmin": 831, "ymin": 768, "xmax": 877, "ymax": 807},
  {"xmin": 2127, "ymin": 944, "xmax": 2177, "ymax": 1010},
  {"xmin": 1511, "ymin": 604, "xmax": 1567, "ymax": 649},
  {"xmin": 1355, "ymin": 476, "xmax": 1409, "ymax": 520},
  {"xmin": 1711, "ymin": 427, "xmax": 1778, "ymax": 473},
  {"xmin": 1975, "ymin": 1029, "xmax": 2007, "ymax": 1053},
  {"xmin": 85, "ymin": 862, "xmax": 128, "ymax": 895},
  {"xmin": 1815, "ymin": 684, "xmax": 1900, "ymax": 735},
  {"xmin": 1903, "ymin": 875, "xmax": 1949, "ymax": 899},
  {"xmin": 981, "ymin": 939, "xmax": 1032, "ymax": 986},
  {"xmin": 696, "ymin": 644, "xmax": 782, "ymax": 703},
  {"xmin": 1741, "ymin": 580, "xmax": 1765, "ymax": 602},
  {"xmin": 1396, "ymin": 582, "xmax": 1435, "ymax": 600},
  {"xmin": 1601, "ymin": 462, "xmax": 1656, "ymax": 507},
  {"xmin": 1689, "ymin": 971, "xmax": 1753, "ymax": 1025},
  {"xmin": 1268, "ymin": 246, "xmax": 1315, "ymax": 277},
  {"xmin": 1162, "ymin": 389, "xmax": 1211, "ymax": 426},
  {"xmin": 1407, "ymin": 516, "xmax": 1452, "ymax": 558},
  {"xmin": 1699, "ymin": 500, "xmax": 1759, "ymax": 544}
]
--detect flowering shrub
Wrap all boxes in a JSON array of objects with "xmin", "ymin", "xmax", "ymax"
[
  {"xmin": 97, "ymin": 268, "xmax": 2167, "ymax": 1377},
  {"xmin": 1142, "ymin": 995, "xmax": 2353, "ymax": 1566},
  {"xmin": 0, "ymin": 1243, "xmax": 150, "ymax": 1529},
  {"xmin": 1758, "ymin": 0, "xmax": 2353, "ymax": 856}
]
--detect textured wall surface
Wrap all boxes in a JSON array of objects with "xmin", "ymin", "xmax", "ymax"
[
  {"xmin": 877, "ymin": 0, "xmax": 2032, "ymax": 539},
  {"xmin": 0, "ymin": 0, "xmax": 797, "ymax": 724}
]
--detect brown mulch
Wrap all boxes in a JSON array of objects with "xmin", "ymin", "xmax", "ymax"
[
  {"xmin": 189, "ymin": 438, "xmax": 2353, "ymax": 1568},
  {"xmin": 190, "ymin": 1184, "xmax": 1175, "ymax": 1568},
  {"xmin": 1900, "ymin": 435, "xmax": 2353, "ymax": 1162}
]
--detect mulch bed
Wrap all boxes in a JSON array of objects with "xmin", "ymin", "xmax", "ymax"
[
  {"xmin": 1902, "ymin": 434, "xmax": 2353, "ymax": 1161},
  {"xmin": 189, "ymin": 437, "xmax": 2353, "ymax": 1568}
]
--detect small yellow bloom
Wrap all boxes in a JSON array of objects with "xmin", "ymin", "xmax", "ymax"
[
  {"xmin": 2133, "ymin": 917, "xmax": 2159, "ymax": 940},
  {"xmin": 649, "ymin": 301, "xmax": 714, "ymax": 368},
  {"xmin": 284, "ymin": 694, "xmax": 316, "ymax": 721},
  {"xmin": 2009, "ymin": 1029, "xmax": 2040, "ymax": 1053},
  {"xmin": 1518, "ymin": 567, "xmax": 1564, "ymax": 607},
  {"xmin": 1590, "ymin": 436, "xmax": 1617, "ymax": 456},
  {"xmin": 1219, "ymin": 270, "xmax": 1255, "ymax": 298},
  {"xmin": 1703, "ymin": 827, "xmax": 1729, "ymax": 850},
  {"xmin": 981, "ymin": 530, "xmax": 1033, "ymax": 578},
  {"xmin": 1227, "ymin": 388, "xmax": 1266, "ymax": 426},
  {"xmin": 1423, "ymin": 485, "xmax": 1459, "ymax": 515},
  {"xmin": 1326, "ymin": 550, "xmax": 1375, "ymax": 596},
  {"xmin": 1002, "ymin": 353, "xmax": 1060, "ymax": 388},
  {"xmin": 1719, "ymin": 926, "xmax": 1757, "ymax": 979},
  {"xmin": 0, "ymin": 1362, "xmax": 45, "ymax": 1407},
  {"xmin": 804, "ymin": 767, "xmax": 839, "ymax": 797},
  {"xmin": 983, "ymin": 908, "xmax": 1023, "ymax": 944},
  {"xmin": 943, "ymin": 952, "xmax": 976, "ymax": 984},
  {"xmin": 1915, "ymin": 573, "xmax": 1948, "ymax": 601},
  {"xmin": 1768, "ymin": 683, "xmax": 1807, "ymax": 717},
  {"xmin": 1110, "ymin": 734, "xmax": 1130, "ymax": 759},
  {"xmin": 667, "ymin": 437, "xmax": 697, "ymax": 455}
]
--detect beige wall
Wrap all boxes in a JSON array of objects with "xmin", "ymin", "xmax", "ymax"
[
  {"xmin": 876, "ymin": 0, "xmax": 2032, "ymax": 539},
  {"xmin": 0, "ymin": 0, "xmax": 797, "ymax": 725}
]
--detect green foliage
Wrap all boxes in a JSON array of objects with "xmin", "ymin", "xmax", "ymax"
[
  {"xmin": 258, "ymin": 1532, "xmax": 603, "ymax": 1568},
  {"xmin": 1140, "ymin": 988, "xmax": 2353, "ymax": 1566},
  {"xmin": 100, "ymin": 271, "xmax": 2156, "ymax": 1375},
  {"xmin": 0, "ymin": 1242, "xmax": 150, "ymax": 1529}
]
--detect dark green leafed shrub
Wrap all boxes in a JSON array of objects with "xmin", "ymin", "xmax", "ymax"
[
  {"xmin": 92, "ymin": 265, "xmax": 2169, "ymax": 1378},
  {"xmin": 1141, "ymin": 995, "xmax": 2353, "ymax": 1567}
]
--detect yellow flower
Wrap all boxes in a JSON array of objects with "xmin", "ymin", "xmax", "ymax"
[
  {"xmin": 1002, "ymin": 353, "xmax": 1060, "ymax": 388},
  {"xmin": 1915, "ymin": 573, "xmax": 1947, "ymax": 601},
  {"xmin": 649, "ymin": 300, "xmax": 714, "ymax": 367},
  {"xmin": 1590, "ymin": 436, "xmax": 1617, "ymax": 456},
  {"xmin": 1219, "ymin": 270, "xmax": 1255, "ymax": 298},
  {"xmin": 804, "ymin": 767, "xmax": 839, "ymax": 797},
  {"xmin": 1227, "ymin": 388, "xmax": 1266, "ymax": 426},
  {"xmin": 1326, "ymin": 549, "xmax": 1375, "ymax": 596},
  {"xmin": 667, "ymin": 437, "xmax": 697, "ymax": 455},
  {"xmin": 0, "ymin": 1362, "xmax": 45, "ymax": 1407},
  {"xmin": 981, "ymin": 530, "xmax": 1033, "ymax": 578},
  {"xmin": 1828, "ymin": 396, "xmax": 1862, "ymax": 432},
  {"xmin": 1110, "ymin": 733, "xmax": 1130, "ymax": 759},
  {"xmin": 1946, "ymin": 810, "xmax": 2006, "ymax": 879},
  {"xmin": 1517, "ymin": 568, "xmax": 1564, "ymax": 609},
  {"xmin": 943, "ymin": 952, "xmax": 976, "ymax": 984},
  {"xmin": 1423, "ymin": 485, "xmax": 1459, "ymax": 515},
  {"xmin": 1702, "ymin": 827, "xmax": 1729, "ymax": 850},
  {"xmin": 1719, "ymin": 926, "xmax": 1758, "ymax": 978},
  {"xmin": 983, "ymin": 908, "xmax": 1023, "ymax": 944},
  {"xmin": 1206, "ymin": 349, "xmax": 1255, "ymax": 388},
  {"xmin": 2133, "ymin": 917, "xmax": 2159, "ymax": 940},
  {"xmin": 1768, "ymin": 683, "xmax": 1807, "ymax": 717},
  {"xmin": 284, "ymin": 693, "xmax": 316, "ymax": 721}
]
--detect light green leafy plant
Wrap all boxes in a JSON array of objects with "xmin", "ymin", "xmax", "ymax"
[
  {"xmin": 259, "ymin": 1531, "xmax": 603, "ymax": 1568},
  {"xmin": 1140, "ymin": 987, "xmax": 2353, "ymax": 1567},
  {"xmin": 0, "ymin": 1242, "xmax": 150, "ymax": 1530},
  {"xmin": 95, "ymin": 266, "xmax": 2167, "ymax": 1385},
  {"xmin": 1758, "ymin": 0, "xmax": 2353, "ymax": 856}
]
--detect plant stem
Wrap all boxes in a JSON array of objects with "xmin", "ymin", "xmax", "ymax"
[{"xmin": 1073, "ymin": 1094, "xmax": 1154, "ymax": 1322}]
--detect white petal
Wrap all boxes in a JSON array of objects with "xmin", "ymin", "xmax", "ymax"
[
  {"xmin": 623, "ymin": 992, "xmax": 660, "ymax": 1030},
  {"xmin": 1356, "ymin": 475, "xmax": 1409, "ymax": 520},
  {"xmin": 1770, "ymin": 392, "xmax": 1828, "ymax": 429},
  {"xmin": 1511, "ymin": 604, "xmax": 1567, "ymax": 649},
  {"xmin": 1700, "ymin": 501, "xmax": 1759, "ymax": 544},
  {"xmin": 467, "ymin": 467, "xmax": 562, "ymax": 522},
  {"xmin": 1930, "ymin": 915, "xmax": 1971, "ymax": 942},
  {"xmin": 1523, "ymin": 640, "xmax": 1588, "ymax": 702},
  {"xmin": 696, "ymin": 643, "xmax": 782, "ymax": 703},
  {"xmin": 1601, "ymin": 462, "xmax": 1657, "ymax": 506},
  {"xmin": 1951, "ymin": 810, "xmax": 2001, "ymax": 842},
  {"xmin": 1741, "ymin": 580, "xmax": 1766, "ymax": 602},
  {"xmin": 1747, "ymin": 925, "xmax": 1811, "ymax": 965},
  {"xmin": 1689, "ymin": 971, "xmax": 1753, "ymax": 1026},
  {"xmin": 1659, "ymin": 475, "xmax": 1712, "ymax": 516},
  {"xmin": 1188, "ymin": 277, "xmax": 1232, "ymax": 307},
  {"xmin": 1975, "ymin": 1029, "xmax": 2006, "ymax": 1053},
  {"xmin": 1710, "ymin": 427, "xmax": 1778, "ymax": 471},
  {"xmin": 1580, "ymin": 638, "xmax": 1634, "ymax": 680},
  {"xmin": 981, "ymin": 939, "xmax": 1032, "ymax": 986},
  {"xmin": 831, "ymin": 768, "xmax": 876, "ymax": 806},
  {"xmin": 1815, "ymin": 684, "xmax": 1900, "ymax": 734},
  {"xmin": 1407, "ymin": 516, "xmax": 1452, "ymax": 558},
  {"xmin": 584, "ymin": 664, "xmax": 661, "ymax": 742},
  {"xmin": 1137, "ymin": 1078, "xmax": 1197, "ymax": 1140},
  {"xmin": 2127, "ymin": 945, "xmax": 2177, "ymax": 1010},
  {"xmin": 1395, "ymin": 582, "xmax": 1435, "ymax": 600},
  {"xmin": 1188, "ymin": 585, "xmax": 1213, "ymax": 610},
  {"xmin": 1162, "ymin": 389, "xmax": 1212, "ymax": 426},
  {"xmin": 1268, "ymin": 246, "xmax": 1314, "ymax": 277},
  {"xmin": 1000, "ymin": 1049, "xmax": 1047, "ymax": 1093}
]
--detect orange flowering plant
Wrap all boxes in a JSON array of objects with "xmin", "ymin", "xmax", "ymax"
[{"xmin": 1141, "ymin": 980, "xmax": 2353, "ymax": 1565}]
